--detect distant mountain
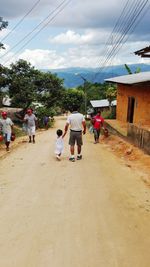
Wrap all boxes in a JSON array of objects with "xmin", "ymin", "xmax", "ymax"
[{"xmin": 41, "ymin": 63, "xmax": 150, "ymax": 88}]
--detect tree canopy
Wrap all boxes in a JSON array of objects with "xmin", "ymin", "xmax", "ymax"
[
  {"xmin": 62, "ymin": 88, "xmax": 84, "ymax": 112},
  {"xmin": 0, "ymin": 17, "xmax": 8, "ymax": 50}
]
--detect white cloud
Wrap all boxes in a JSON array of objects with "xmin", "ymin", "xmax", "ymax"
[
  {"xmin": 49, "ymin": 30, "xmax": 92, "ymax": 45},
  {"xmin": 16, "ymin": 49, "xmax": 66, "ymax": 69},
  {"xmin": 1, "ymin": 0, "xmax": 149, "ymax": 69},
  {"xmin": 0, "ymin": 28, "xmax": 11, "ymax": 38},
  {"xmin": 49, "ymin": 29, "xmax": 110, "ymax": 45},
  {"xmin": 1, "ymin": 38, "xmax": 150, "ymax": 70}
]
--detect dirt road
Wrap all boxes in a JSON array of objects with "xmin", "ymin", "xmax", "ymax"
[{"xmin": 0, "ymin": 117, "xmax": 150, "ymax": 267}]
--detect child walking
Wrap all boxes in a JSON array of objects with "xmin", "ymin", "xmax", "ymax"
[{"xmin": 55, "ymin": 129, "xmax": 64, "ymax": 161}]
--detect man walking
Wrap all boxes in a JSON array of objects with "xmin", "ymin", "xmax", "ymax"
[
  {"xmin": 0, "ymin": 111, "xmax": 14, "ymax": 151},
  {"xmin": 91, "ymin": 110, "xmax": 104, "ymax": 144},
  {"xmin": 63, "ymin": 106, "xmax": 86, "ymax": 162},
  {"xmin": 24, "ymin": 109, "xmax": 37, "ymax": 143}
]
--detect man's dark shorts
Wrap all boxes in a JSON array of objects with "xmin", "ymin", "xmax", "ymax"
[{"xmin": 69, "ymin": 130, "xmax": 83, "ymax": 146}]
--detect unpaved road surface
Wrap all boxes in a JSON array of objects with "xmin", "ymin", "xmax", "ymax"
[{"xmin": 0, "ymin": 117, "xmax": 150, "ymax": 267}]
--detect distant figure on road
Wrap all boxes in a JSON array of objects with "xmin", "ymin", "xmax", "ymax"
[
  {"xmin": 43, "ymin": 116, "xmax": 49, "ymax": 130},
  {"xmin": 55, "ymin": 129, "xmax": 65, "ymax": 161},
  {"xmin": 0, "ymin": 111, "xmax": 14, "ymax": 152},
  {"xmin": 63, "ymin": 105, "xmax": 86, "ymax": 162},
  {"xmin": 91, "ymin": 110, "xmax": 105, "ymax": 144},
  {"xmin": 24, "ymin": 109, "xmax": 37, "ymax": 143}
]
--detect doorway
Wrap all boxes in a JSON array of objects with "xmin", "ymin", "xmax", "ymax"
[{"xmin": 127, "ymin": 97, "xmax": 135, "ymax": 123}]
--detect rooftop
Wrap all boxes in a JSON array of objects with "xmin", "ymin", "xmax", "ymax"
[
  {"xmin": 105, "ymin": 71, "xmax": 150, "ymax": 85},
  {"xmin": 134, "ymin": 46, "xmax": 150, "ymax": 58},
  {"xmin": 90, "ymin": 99, "xmax": 117, "ymax": 108}
]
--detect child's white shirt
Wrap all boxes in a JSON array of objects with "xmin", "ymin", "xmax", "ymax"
[{"xmin": 55, "ymin": 136, "xmax": 64, "ymax": 154}]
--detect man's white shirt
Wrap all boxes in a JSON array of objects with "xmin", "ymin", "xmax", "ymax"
[{"xmin": 67, "ymin": 112, "xmax": 85, "ymax": 131}]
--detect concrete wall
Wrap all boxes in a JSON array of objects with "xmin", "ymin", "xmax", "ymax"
[
  {"xmin": 127, "ymin": 123, "xmax": 150, "ymax": 154},
  {"xmin": 117, "ymin": 83, "xmax": 150, "ymax": 125}
]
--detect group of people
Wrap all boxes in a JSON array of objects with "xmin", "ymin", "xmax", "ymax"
[
  {"xmin": 55, "ymin": 108, "xmax": 105, "ymax": 162},
  {"xmin": 55, "ymin": 106, "xmax": 86, "ymax": 162},
  {"xmin": 0, "ymin": 107, "xmax": 105, "ymax": 159},
  {"xmin": 0, "ymin": 108, "xmax": 38, "ymax": 151}
]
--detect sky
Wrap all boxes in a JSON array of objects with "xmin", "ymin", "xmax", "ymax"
[{"xmin": 0, "ymin": 0, "xmax": 150, "ymax": 70}]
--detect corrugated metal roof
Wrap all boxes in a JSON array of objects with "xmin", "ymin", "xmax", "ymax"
[
  {"xmin": 90, "ymin": 99, "xmax": 117, "ymax": 108},
  {"xmin": 105, "ymin": 71, "xmax": 150, "ymax": 85}
]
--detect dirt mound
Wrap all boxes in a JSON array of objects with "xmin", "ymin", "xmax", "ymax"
[{"xmin": 101, "ymin": 134, "xmax": 150, "ymax": 183}]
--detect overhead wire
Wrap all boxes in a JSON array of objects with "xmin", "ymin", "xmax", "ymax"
[
  {"xmin": 98, "ymin": 0, "xmax": 147, "ymax": 69},
  {"xmin": 0, "ymin": 0, "xmax": 71, "ymax": 62},
  {"xmin": 95, "ymin": 0, "xmax": 142, "ymax": 72},
  {"xmin": 95, "ymin": 0, "xmax": 131, "ymax": 68},
  {"xmin": 0, "ymin": 0, "xmax": 41, "ymax": 42},
  {"xmin": 3, "ymin": 0, "xmax": 71, "ymax": 65},
  {"xmin": 94, "ymin": 1, "xmax": 148, "ymax": 79},
  {"xmin": 94, "ymin": 0, "xmax": 135, "ymax": 68},
  {"xmin": 93, "ymin": 0, "xmax": 149, "ymax": 82}
]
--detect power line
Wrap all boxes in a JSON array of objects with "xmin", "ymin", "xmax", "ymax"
[
  {"xmin": 2, "ymin": 0, "xmax": 71, "ymax": 65},
  {"xmin": 94, "ymin": 0, "xmax": 134, "ymax": 69},
  {"xmin": 0, "ymin": 0, "xmax": 41, "ymax": 42},
  {"xmin": 93, "ymin": 0, "xmax": 149, "ymax": 82},
  {"xmin": 99, "ymin": 0, "xmax": 147, "ymax": 68},
  {"xmin": 95, "ymin": 0, "xmax": 141, "ymax": 70},
  {"xmin": 0, "ymin": 0, "xmax": 70, "ymax": 61},
  {"xmin": 95, "ymin": 0, "xmax": 149, "ymax": 77}
]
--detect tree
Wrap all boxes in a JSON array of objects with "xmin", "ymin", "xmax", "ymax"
[
  {"xmin": 8, "ymin": 60, "xmax": 39, "ymax": 110},
  {"xmin": 5, "ymin": 60, "xmax": 65, "ymax": 118},
  {"xmin": 35, "ymin": 71, "xmax": 65, "ymax": 109},
  {"xmin": 124, "ymin": 64, "xmax": 141, "ymax": 74},
  {"xmin": 0, "ymin": 17, "xmax": 8, "ymax": 50},
  {"xmin": 106, "ymin": 85, "xmax": 117, "ymax": 111},
  {"xmin": 77, "ymin": 82, "xmax": 107, "ymax": 109},
  {"xmin": 0, "ymin": 64, "xmax": 8, "ymax": 107},
  {"xmin": 0, "ymin": 17, "xmax": 8, "ymax": 106},
  {"xmin": 62, "ymin": 89, "xmax": 84, "ymax": 112}
]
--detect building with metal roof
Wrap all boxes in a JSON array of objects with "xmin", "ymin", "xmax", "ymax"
[
  {"xmin": 105, "ymin": 71, "xmax": 150, "ymax": 154},
  {"xmin": 90, "ymin": 99, "xmax": 116, "ymax": 108},
  {"xmin": 105, "ymin": 71, "xmax": 150, "ymax": 85},
  {"xmin": 134, "ymin": 46, "xmax": 150, "ymax": 58}
]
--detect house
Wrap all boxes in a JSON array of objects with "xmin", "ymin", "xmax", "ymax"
[
  {"xmin": 105, "ymin": 71, "xmax": 150, "ymax": 125},
  {"xmin": 134, "ymin": 45, "xmax": 150, "ymax": 58},
  {"xmin": 90, "ymin": 99, "xmax": 117, "ymax": 112},
  {"xmin": 105, "ymin": 71, "xmax": 150, "ymax": 154}
]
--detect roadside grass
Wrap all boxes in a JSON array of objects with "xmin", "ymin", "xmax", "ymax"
[{"xmin": 14, "ymin": 125, "xmax": 27, "ymax": 137}]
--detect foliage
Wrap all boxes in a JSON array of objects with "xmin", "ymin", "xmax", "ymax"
[
  {"xmin": 0, "ymin": 64, "xmax": 9, "ymax": 107},
  {"xmin": 106, "ymin": 85, "xmax": 117, "ymax": 106},
  {"xmin": 34, "ymin": 106, "xmax": 55, "ymax": 128},
  {"xmin": 13, "ymin": 125, "xmax": 27, "ymax": 138},
  {"xmin": 124, "ymin": 64, "xmax": 141, "ymax": 74},
  {"xmin": 4, "ymin": 60, "xmax": 65, "ymax": 117},
  {"xmin": 77, "ymin": 82, "xmax": 107, "ymax": 108},
  {"xmin": 7, "ymin": 60, "xmax": 40, "ymax": 110},
  {"xmin": 62, "ymin": 88, "xmax": 84, "ymax": 112},
  {"xmin": 102, "ymin": 108, "xmax": 116, "ymax": 119},
  {"xmin": 0, "ymin": 17, "xmax": 8, "ymax": 50},
  {"xmin": 35, "ymin": 71, "xmax": 65, "ymax": 109}
]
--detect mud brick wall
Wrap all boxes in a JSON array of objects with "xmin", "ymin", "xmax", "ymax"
[
  {"xmin": 127, "ymin": 123, "xmax": 150, "ymax": 155},
  {"xmin": 117, "ymin": 83, "xmax": 150, "ymax": 125}
]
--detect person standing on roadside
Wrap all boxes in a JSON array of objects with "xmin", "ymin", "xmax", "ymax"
[
  {"xmin": 24, "ymin": 109, "xmax": 37, "ymax": 143},
  {"xmin": 43, "ymin": 115, "xmax": 49, "ymax": 130},
  {"xmin": 0, "ymin": 111, "xmax": 14, "ymax": 151},
  {"xmin": 63, "ymin": 106, "xmax": 86, "ymax": 162},
  {"xmin": 91, "ymin": 110, "xmax": 104, "ymax": 144}
]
